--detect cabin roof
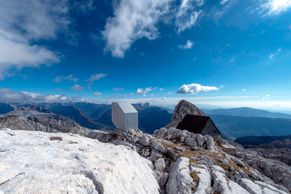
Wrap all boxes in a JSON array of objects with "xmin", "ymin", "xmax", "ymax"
[
  {"xmin": 176, "ymin": 114, "xmax": 216, "ymax": 133},
  {"xmin": 113, "ymin": 102, "xmax": 137, "ymax": 114}
]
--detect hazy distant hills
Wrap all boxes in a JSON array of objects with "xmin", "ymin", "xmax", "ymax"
[
  {"xmin": 211, "ymin": 114, "xmax": 291, "ymax": 139},
  {"xmin": 1, "ymin": 103, "xmax": 291, "ymax": 139},
  {"xmin": 206, "ymin": 107, "xmax": 291, "ymax": 119},
  {"xmin": 235, "ymin": 135, "xmax": 291, "ymax": 147},
  {"xmin": 19, "ymin": 102, "xmax": 172, "ymax": 133}
]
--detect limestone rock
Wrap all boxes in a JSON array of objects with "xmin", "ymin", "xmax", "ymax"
[
  {"xmin": 155, "ymin": 158, "xmax": 166, "ymax": 172},
  {"xmin": 196, "ymin": 134, "xmax": 205, "ymax": 147},
  {"xmin": 190, "ymin": 165, "xmax": 212, "ymax": 194},
  {"xmin": 150, "ymin": 139, "xmax": 167, "ymax": 153},
  {"xmin": 166, "ymin": 157, "xmax": 194, "ymax": 194},
  {"xmin": 211, "ymin": 165, "xmax": 250, "ymax": 194},
  {"xmin": 0, "ymin": 129, "xmax": 159, "ymax": 194},
  {"xmin": 138, "ymin": 134, "xmax": 150, "ymax": 146},
  {"xmin": 185, "ymin": 137, "xmax": 197, "ymax": 147},
  {"xmin": 205, "ymin": 135, "xmax": 216, "ymax": 151}
]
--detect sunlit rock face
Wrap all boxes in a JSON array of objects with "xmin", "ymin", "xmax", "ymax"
[{"xmin": 0, "ymin": 129, "xmax": 159, "ymax": 194}]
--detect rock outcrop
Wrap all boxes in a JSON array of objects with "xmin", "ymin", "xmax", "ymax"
[
  {"xmin": 167, "ymin": 100, "xmax": 205, "ymax": 128},
  {"xmin": 0, "ymin": 129, "xmax": 159, "ymax": 194},
  {"xmin": 90, "ymin": 127, "xmax": 289, "ymax": 194},
  {"xmin": 0, "ymin": 109, "xmax": 90, "ymax": 136}
]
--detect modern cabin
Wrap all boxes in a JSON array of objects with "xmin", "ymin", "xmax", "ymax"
[
  {"xmin": 176, "ymin": 114, "xmax": 220, "ymax": 136},
  {"xmin": 112, "ymin": 102, "xmax": 138, "ymax": 130}
]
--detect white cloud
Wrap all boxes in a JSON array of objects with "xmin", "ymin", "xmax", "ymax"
[
  {"xmin": 262, "ymin": 94, "xmax": 271, "ymax": 100},
  {"xmin": 177, "ymin": 83, "xmax": 219, "ymax": 94},
  {"xmin": 103, "ymin": 0, "xmax": 206, "ymax": 57},
  {"xmin": 94, "ymin": 92, "xmax": 102, "ymax": 96},
  {"xmin": 71, "ymin": 84, "xmax": 83, "ymax": 91},
  {"xmin": 178, "ymin": 40, "xmax": 193, "ymax": 49},
  {"xmin": 103, "ymin": 0, "xmax": 172, "ymax": 57},
  {"xmin": 220, "ymin": 0, "xmax": 231, "ymax": 5},
  {"xmin": 262, "ymin": 0, "xmax": 291, "ymax": 15},
  {"xmin": 0, "ymin": 88, "xmax": 68, "ymax": 103},
  {"xmin": 53, "ymin": 74, "xmax": 78, "ymax": 83},
  {"xmin": 0, "ymin": 0, "xmax": 69, "ymax": 79},
  {"xmin": 136, "ymin": 87, "xmax": 153, "ymax": 96},
  {"xmin": 176, "ymin": 0, "xmax": 202, "ymax": 32},
  {"xmin": 86, "ymin": 73, "xmax": 107, "ymax": 86},
  {"xmin": 269, "ymin": 48, "xmax": 281, "ymax": 59}
]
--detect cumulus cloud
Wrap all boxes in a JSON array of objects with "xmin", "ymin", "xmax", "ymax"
[
  {"xmin": 71, "ymin": 84, "xmax": 84, "ymax": 91},
  {"xmin": 103, "ymin": 0, "xmax": 206, "ymax": 57},
  {"xmin": 0, "ymin": 0, "xmax": 69, "ymax": 79},
  {"xmin": 53, "ymin": 74, "xmax": 78, "ymax": 83},
  {"xmin": 0, "ymin": 88, "xmax": 68, "ymax": 103},
  {"xmin": 136, "ymin": 87, "xmax": 153, "ymax": 96},
  {"xmin": 177, "ymin": 83, "xmax": 219, "ymax": 94},
  {"xmin": 261, "ymin": 0, "xmax": 291, "ymax": 15},
  {"xmin": 178, "ymin": 40, "xmax": 193, "ymax": 49},
  {"xmin": 175, "ymin": 0, "xmax": 203, "ymax": 33},
  {"xmin": 103, "ymin": 0, "xmax": 172, "ymax": 57}
]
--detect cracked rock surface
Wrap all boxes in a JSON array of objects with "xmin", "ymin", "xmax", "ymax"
[{"xmin": 0, "ymin": 129, "xmax": 159, "ymax": 194}]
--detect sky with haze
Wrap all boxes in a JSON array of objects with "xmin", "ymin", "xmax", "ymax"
[{"xmin": 0, "ymin": 0, "xmax": 291, "ymax": 110}]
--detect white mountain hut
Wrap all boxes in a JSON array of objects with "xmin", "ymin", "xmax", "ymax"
[{"xmin": 112, "ymin": 102, "xmax": 138, "ymax": 130}]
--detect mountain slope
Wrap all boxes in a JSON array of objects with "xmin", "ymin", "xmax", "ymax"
[
  {"xmin": 0, "ymin": 103, "xmax": 14, "ymax": 114},
  {"xmin": 0, "ymin": 109, "xmax": 90, "ymax": 135},
  {"xmin": 45, "ymin": 104, "xmax": 102, "ymax": 129}
]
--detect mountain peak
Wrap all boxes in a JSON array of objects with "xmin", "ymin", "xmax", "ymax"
[{"xmin": 167, "ymin": 99, "xmax": 205, "ymax": 128}]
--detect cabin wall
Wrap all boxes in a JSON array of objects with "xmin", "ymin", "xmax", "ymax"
[
  {"xmin": 202, "ymin": 120, "xmax": 220, "ymax": 136},
  {"xmin": 125, "ymin": 112, "xmax": 138, "ymax": 130}
]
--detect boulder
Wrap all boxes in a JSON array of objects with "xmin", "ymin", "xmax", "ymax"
[
  {"xmin": 196, "ymin": 134, "xmax": 205, "ymax": 147},
  {"xmin": 150, "ymin": 139, "xmax": 167, "ymax": 154},
  {"xmin": 138, "ymin": 135, "xmax": 150, "ymax": 146},
  {"xmin": 154, "ymin": 158, "xmax": 166, "ymax": 172},
  {"xmin": 205, "ymin": 135, "xmax": 216, "ymax": 151},
  {"xmin": 185, "ymin": 137, "xmax": 197, "ymax": 147},
  {"xmin": 166, "ymin": 157, "xmax": 194, "ymax": 194}
]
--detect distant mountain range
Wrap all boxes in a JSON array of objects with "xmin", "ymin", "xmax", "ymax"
[
  {"xmin": 206, "ymin": 107, "xmax": 291, "ymax": 119},
  {"xmin": 210, "ymin": 114, "xmax": 291, "ymax": 139},
  {"xmin": 235, "ymin": 135, "xmax": 291, "ymax": 147},
  {"xmin": 1, "ymin": 102, "xmax": 291, "ymax": 139},
  {"xmin": 0, "ymin": 102, "xmax": 172, "ymax": 133}
]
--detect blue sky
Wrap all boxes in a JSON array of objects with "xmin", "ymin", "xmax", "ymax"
[{"xmin": 1, "ymin": 0, "xmax": 291, "ymax": 110}]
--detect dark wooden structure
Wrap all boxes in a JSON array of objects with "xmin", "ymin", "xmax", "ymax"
[{"xmin": 177, "ymin": 114, "xmax": 220, "ymax": 136}]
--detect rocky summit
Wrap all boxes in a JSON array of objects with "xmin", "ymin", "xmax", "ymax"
[
  {"xmin": 167, "ymin": 99, "xmax": 205, "ymax": 128},
  {"xmin": 0, "ymin": 100, "xmax": 290, "ymax": 194}
]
